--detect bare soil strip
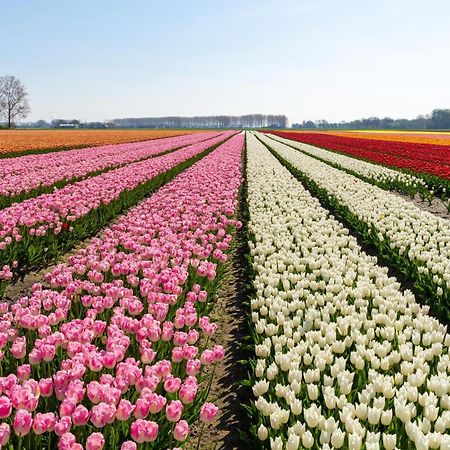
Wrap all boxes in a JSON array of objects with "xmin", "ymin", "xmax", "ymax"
[
  {"xmin": 395, "ymin": 192, "xmax": 449, "ymax": 220},
  {"xmin": 189, "ymin": 242, "xmax": 252, "ymax": 450}
]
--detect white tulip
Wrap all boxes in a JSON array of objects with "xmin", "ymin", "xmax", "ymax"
[
  {"xmin": 286, "ymin": 434, "xmax": 300, "ymax": 450},
  {"xmin": 348, "ymin": 433, "xmax": 363, "ymax": 450},
  {"xmin": 380, "ymin": 409, "xmax": 393, "ymax": 426},
  {"xmin": 289, "ymin": 398, "xmax": 302, "ymax": 415},
  {"xmin": 302, "ymin": 431, "xmax": 314, "ymax": 449},
  {"xmin": 270, "ymin": 436, "xmax": 283, "ymax": 450},
  {"xmin": 257, "ymin": 424, "xmax": 268, "ymax": 441},
  {"xmin": 382, "ymin": 433, "xmax": 396, "ymax": 450},
  {"xmin": 307, "ymin": 383, "xmax": 319, "ymax": 400},
  {"xmin": 246, "ymin": 133, "xmax": 450, "ymax": 449},
  {"xmin": 330, "ymin": 428, "xmax": 345, "ymax": 448},
  {"xmin": 252, "ymin": 380, "xmax": 269, "ymax": 397},
  {"xmin": 429, "ymin": 432, "xmax": 441, "ymax": 449}
]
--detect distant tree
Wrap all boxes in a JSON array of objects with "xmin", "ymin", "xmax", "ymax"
[
  {"xmin": 303, "ymin": 120, "xmax": 316, "ymax": 129},
  {"xmin": 431, "ymin": 109, "xmax": 450, "ymax": 129},
  {"xmin": 109, "ymin": 115, "xmax": 288, "ymax": 129},
  {"xmin": 317, "ymin": 120, "xmax": 330, "ymax": 129},
  {"xmin": 35, "ymin": 119, "xmax": 50, "ymax": 128},
  {"xmin": 0, "ymin": 75, "xmax": 30, "ymax": 128}
]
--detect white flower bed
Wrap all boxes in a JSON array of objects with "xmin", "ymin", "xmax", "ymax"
[
  {"xmin": 265, "ymin": 133, "xmax": 428, "ymax": 193},
  {"xmin": 246, "ymin": 132, "xmax": 450, "ymax": 449},
  {"xmin": 256, "ymin": 132, "xmax": 450, "ymax": 304}
]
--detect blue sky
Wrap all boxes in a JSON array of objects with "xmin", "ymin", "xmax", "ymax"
[{"xmin": 2, "ymin": 0, "xmax": 449, "ymax": 123}]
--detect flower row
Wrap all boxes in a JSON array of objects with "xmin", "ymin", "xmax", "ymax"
[
  {"xmin": 265, "ymin": 134, "xmax": 431, "ymax": 199},
  {"xmin": 246, "ymin": 132, "xmax": 450, "ymax": 449},
  {"xmin": 0, "ymin": 132, "xmax": 221, "ymax": 208},
  {"xmin": 0, "ymin": 133, "xmax": 244, "ymax": 449},
  {"xmin": 0, "ymin": 129, "xmax": 194, "ymax": 157},
  {"xmin": 267, "ymin": 131, "xmax": 450, "ymax": 180},
  {"xmin": 0, "ymin": 131, "xmax": 236, "ymax": 291},
  {"xmin": 257, "ymin": 132, "xmax": 450, "ymax": 320},
  {"xmin": 327, "ymin": 131, "xmax": 450, "ymax": 147}
]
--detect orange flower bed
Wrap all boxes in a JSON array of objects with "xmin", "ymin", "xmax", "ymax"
[
  {"xmin": 0, "ymin": 129, "xmax": 201, "ymax": 155},
  {"xmin": 288, "ymin": 130, "xmax": 450, "ymax": 146}
]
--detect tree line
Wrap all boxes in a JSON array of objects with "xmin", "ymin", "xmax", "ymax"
[
  {"xmin": 292, "ymin": 109, "xmax": 450, "ymax": 130},
  {"xmin": 110, "ymin": 114, "xmax": 289, "ymax": 129},
  {"xmin": 3, "ymin": 74, "xmax": 450, "ymax": 131}
]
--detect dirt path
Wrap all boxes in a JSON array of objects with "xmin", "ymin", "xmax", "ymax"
[
  {"xmin": 396, "ymin": 192, "xmax": 450, "ymax": 220},
  {"xmin": 189, "ymin": 239, "xmax": 252, "ymax": 450},
  {"xmin": 3, "ymin": 232, "xmax": 99, "ymax": 303}
]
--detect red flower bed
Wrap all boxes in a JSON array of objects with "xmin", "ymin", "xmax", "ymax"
[{"xmin": 267, "ymin": 131, "xmax": 450, "ymax": 179}]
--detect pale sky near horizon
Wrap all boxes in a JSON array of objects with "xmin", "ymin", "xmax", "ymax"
[{"xmin": 2, "ymin": 0, "xmax": 449, "ymax": 124}]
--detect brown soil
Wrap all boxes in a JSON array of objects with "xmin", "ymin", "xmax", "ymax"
[
  {"xmin": 396, "ymin": 192, "xmax": 450, "ymax": 220},
  {"xmin": 189, "ymin": 243, "xmax": 252, "ymax": 450},
  {"xmin": 3, "ymin": 234, "xmax": 97, "ymax": 303}
]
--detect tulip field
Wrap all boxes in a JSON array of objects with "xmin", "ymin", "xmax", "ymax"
[
  {"xmin": 0, "ymin": 130, "xmax": 200, "ymax": 157},
  {"xmin": 0, "ymin": 129, "xmax": 450, "ymax": 449},
  {"xmin": 267, "ymin": 131, "xmax": 450, "ymax": 200}
]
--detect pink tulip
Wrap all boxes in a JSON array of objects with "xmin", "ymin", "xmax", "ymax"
[
  {"xmin": 38, "ymin": 378, "xmax": 54, "ymax": 397},
  {"xmin": 140, "ymin": 348, "xmax": 156, "ymax": 365},
  {"xmin": 116, "ymin": 399, "xmax": 134, "ymax": 421},
  {"xmin": 10, "ymin": 337, "xmax": 26, "ymax": 359},
  {"xmin": 144, "ymin": 421, "xmax": 159, "ymax": 442},
  {"xmin": 200, "ymin": 402, "xmax": 219, "ymax": 423},
  {"xmin": 179, "ymin": 384, "xmax": 198, "ymax": 404},
  {"xmin": 72, "ymin": 404, "xmax": 90, "ymax": 426},
  {"xmin": 57, "ymin": 432, "xmax": 76, "ymax": 450},
  {"xmin": 86, "ymin": 432, "xmax": 105, "ymax": 450},
  {"xmin": 13, "ymin": 409, "xmax": 33, "ymax": 437},
  {"xmin": 121, "ymin": 441, "xmax": 137, "ymax": 450},
  {"xmin": 0, "ymin": 423, "xmax": 11, "ymax": 446},
  {"xmin": 130, "ymin": 419, "xmax": 159, "ymax": 443},
  {"xmin": 183, "ymin": 345, "xmax": 198, "ymax": 360},
  {"xmin": 187, "ymin": 329, "xmax": 199, "ymax": 344},
  {"xmin": 147, "ymin": 393, "xmax": 166, "ymax": 414},
  {"xmin": 103, "ymin": 352, "xmax": 116, "ymax": 369},
  {"xmin": 88, "ymin": 355, "xmax": 104, "ymax": 372},
  {"xmin": 173, "ymin": 420, "xmax": 190, "ymax": 442},
  {"xmin": 32, "ymin": 412, "xmax": 56, "ymax": 435},
  {"xmin": 90, "ymin": 403, "xmax": 116, "ymax": 428},
  {"xmin": 171, "ymin": 347, "xmax": 184, "ymax": 363},
  {"xmin": 166, "ymin": 400, "xmax": 184, "ymax": 422},
  {"xmin": 130, "ymin": 419, "xmax": 146, "ymax": 444},
  {"xmin": 54, "ymin": 416, "xmax": 72, "ymax": 436},
  {"xmin": 186, "ymin": 359, "xmax": 201, "ymax": 376},
  {"xmin": 164, "ymin": 376, "xmax": 181, "ymax": 394},
  {"xmin": 59, "ymin": 399, "xmax": 77, "ymax": 417},
  {"xmin": 213, "ymin": 345, "xmax": 225, "ymax": 362},
  {"xmin": 17, "ymin": 364, "xmax": 31, "ymax": 381},
  {"xmin": 134, "ymin": 398, "xmax": 150, "ymax": 419},
  {"xmin": 200, "ymin": 349, "xmax": 216, "ymax": 365},
  {"xmin": 0, "ymin": 396, "xmax": 12, "ymax": 419}
]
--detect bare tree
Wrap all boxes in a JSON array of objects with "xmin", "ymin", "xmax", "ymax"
[{"xmin": 0, "ymin": 75, "xmax": 30, "ymax": 128}]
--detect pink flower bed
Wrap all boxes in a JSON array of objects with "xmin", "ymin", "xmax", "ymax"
[
  {"xmin": 0, "ymin": 133, "xmax": 244, "ymax": 449},
  {"xmin": 0, "ymin": 132, "xmax": 221, "ymax": 201},
  {"xmin": 0, "ymin": 131, "xmax": 236, "ymax": 285}
]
